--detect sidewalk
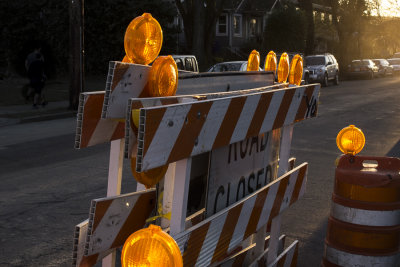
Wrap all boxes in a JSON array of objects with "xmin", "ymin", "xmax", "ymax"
[
  {"xmin": 0, "ymin": 75, "xmax": 106, "ymax": 127},
  {"xmin": 0, "ymin": 101, "xmax": 74, "ymax": 127}
]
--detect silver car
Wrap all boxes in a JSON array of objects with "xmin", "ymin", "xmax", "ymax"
[{"xmin": 305, "ymin": 53, "xmax": 339, "ymax": 87}]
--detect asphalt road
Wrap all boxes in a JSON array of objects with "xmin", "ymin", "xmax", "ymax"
[{"xmin": 0, "ymin": 76, "xmax": 399, "ymax": 266}]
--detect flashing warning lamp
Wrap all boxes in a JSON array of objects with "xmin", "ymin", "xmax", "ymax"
[
  {"xmin": 146, "ymin": 55, "xmax": 178, "ymax": 97},
  {"xmin": 124, "ymin": 13, "xmax": 163, "ymax": 65},
  {"xmin": 122, "ymin": 55, "xmax": 134, "ymax": 63},
  {"xmin": 121, "ymin": 224, "xmax": 183, "ymax": 267},
  {"xmin": 289, "ymin": 54, "xmax": 303, "ymax": 86},
  {"xmin": 264, "ymin": 51, "xmax": 277, "ymax": 73},
  {"xmin": 336, "ymin": 125, "xmax": 365, "ymax": 155},
  {"xmin": 247, "ymin": 50, "xmax": 260, "ymax": 71},
  {"xmin": 277, "ymin": 52, "xmax": 289, "ymax": 83},
  {"xmin": 130, "ymin": 156, "xmax": 168, "ymax": 188}
]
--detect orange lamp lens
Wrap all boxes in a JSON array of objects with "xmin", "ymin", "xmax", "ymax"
[
  {"xmin": 122, "ymin": 55, "xmax": 134, "ymax": 63},
  {"xmin": 289, "ymin": 54, "xmax": 303, "ymax": 85},
  {"xmin": 277, "ymin": 52, "xmax": 289, "ymax": 83},
  {"xmin": 336, "ymin": 125, "xmax": 365, "ymax": 155},
  {"xmin": 264, "ymin": 51, "xmax": 277, "ymax": 73},
  {"xmin": 121, "ymin": 224, "xmax": 183, "ymax": 267},
  {"xmin": 124, "ymin": 13, "xmax": 163, "ymax": 65},
  {"xmin": 131, "ymin": 157, "xmax": 169, "ymax": 189},
  {"xmin": 147, "ymin": 55, "xmax": 178, "ymax": 97},
  {"xmin": 247, "ymin": 50, "xmax": 260, "ymax": 71}
]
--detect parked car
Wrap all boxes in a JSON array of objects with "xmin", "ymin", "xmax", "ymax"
[
  {"xmin": 276, "ymin": 52, "xmax": 310, "ymax": 84},
  {"xmin": 372, "ymin": 59, "xmax": 393, "ymax": 77},
  {"xmin": 347, "ymin": 60, "xmax": 379, "ymax": 79},
  {"xmin": 304, "ymin": 53, "xmax": 339, "ymax": 87},
  {"xmin": 391, "ymin": 52, "xmax": 400, "ymax": 58},
  {"xmin": 207, "ymin": 61, "xmax": 262, "ymax": 72},
  {"xmin": 172, "ymin": 55, "xmax": 199, "ymax": 72},
  {"xmin": 387, "ymin": 58, "xmax": 400, "ymax": 75}
]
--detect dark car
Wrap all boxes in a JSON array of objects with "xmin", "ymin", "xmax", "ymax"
[
  {"xmin": 304, "ymin": 53, "xmax": 339, "ymax": 87},
  {"xmin": 347, "ymin": 60, "xmax": 379, "ymax": 79},
  {"xmin": 372, "ymin": 59, "xmax": 393, "ymax": 77}
]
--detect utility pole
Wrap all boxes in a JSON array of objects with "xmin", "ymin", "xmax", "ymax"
[{"xmin": 69, "ymin": 0, "xmax": 84, "ymax": 110}]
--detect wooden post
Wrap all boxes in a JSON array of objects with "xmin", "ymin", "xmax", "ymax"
[
  {"xmin": 267, "ymin": 124, "xmax": 293, "ymax": 265},
  {"xmin": 102, "ymin": 139, "xmax": 124, "ymax": 267},
  {"xmin": 69, "ymin": 0, "xmax": 84, "ymax": 110}
]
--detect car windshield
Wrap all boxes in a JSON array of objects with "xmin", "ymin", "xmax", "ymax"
[
  {"xmin": 388, "ymin": 59, "xmax": 400, "ymax": 65},
  {"xmin": 305, "ymin": 56, "xmax": 325, "ymax": 66},
  {"xmin": 213, "ymin": 63, "xmax": 243, "ymax": 72}
]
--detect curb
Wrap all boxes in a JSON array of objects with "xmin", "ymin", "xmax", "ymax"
[
  {"xmin": 20, "ymin": 111, "xmax": 76, "ymax": 124},
  {"xmin": 0, "ymin": 111, "xmax": 76, "ymax": 127}
]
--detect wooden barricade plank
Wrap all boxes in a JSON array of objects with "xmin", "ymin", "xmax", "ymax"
[
  {"xmin": 213, "ymin": 235, "xmax": 286, "ymax": 267},
  {"xmin": 72, "ymin": 219, "xmax": 112, "ymax": 267},
  {"xmin": 136, "ymin": 84, "xmax": 319, "ymax": 172},
  {"xmin": 264, "ymin": 240, "xmax": 299, "ymax": 267},
  {"xmin": 172, "ymin": 163, "xmax": 307, "ymax": 266},
  {"xmin": 75, "ymin": 92, "xmax": 125, "ymax": 149},
  {"xmin": 125, "ymin": 83, "xmax": 288, "ymax": 158},
  {"xmin": 84, "ymin": 189, "xmax": 156, "ymax": 256},
  {"xmin": 102, "ymin": 62, "xmax": 276, "ymax": 119}
]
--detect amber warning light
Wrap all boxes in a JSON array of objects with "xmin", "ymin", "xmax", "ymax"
[
  {"xmin": 336, "ymin": 125, "xmax": 365, "ymax": 155},
  {"xmin": 121, "ymin": 224, "xmax": 183, "ymax": 267},
  {"xmin": 124, "ymin": 13, "xmax": 163, "ymax": 65}
]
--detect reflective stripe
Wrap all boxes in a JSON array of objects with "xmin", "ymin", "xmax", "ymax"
[
  {"xmin": 324, "ymin": 244, "xmax": 400, "ymax": 267},
  {"xmin": 331, "ymin": 202, "xmax": 400, "ymax": 227}
]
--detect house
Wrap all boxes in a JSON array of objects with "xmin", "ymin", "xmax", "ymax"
[
  {"xmin": 175, "ymin": 0, "xmax": 334, "ymax": 56},
  {"xmin": 213, "ymin": 0, "xmax": 280, "ymax": 54}
]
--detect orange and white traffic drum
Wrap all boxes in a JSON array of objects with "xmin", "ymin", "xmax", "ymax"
[{"xmin": 323, "ymin": 155, "xmax": 400, "ymax": 267}]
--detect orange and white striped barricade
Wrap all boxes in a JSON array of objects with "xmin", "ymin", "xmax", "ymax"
[
  {"xmin": 84, "ymin": 189, "xmax": 156, "ymax": 256},
  {"xmin": 171, "ymin": 163, "xmax": 308, "ymax": 266},
  {"xmin": 72, "ymin": 63, "xmax": 280, "ymax": 266},
  {"xmin": 75, "ymin": 92, "xmax": 125, "ymax": 149},
  {"xmin": 102, "ymin": 61, "xmax": 276, "ymax": 120},
  {"xmin": 72, "ymin": 219, "xmax": 112, "ymax": 267},
  {"xmin": 130, "ymin": 84, "xmax": 319, "ymax": 265},
  {"xmin": 213, "ymin": 235, "xmax": 286, "ymax": 266},
  {"xmin": 134, "ymin": 84, "xmax": 319, "ymax": 172},
  {"xmin": 124, "ymin": 82, "xmax": 289, "ymax": 158},
  {"xmin": 323, "ymin": 155, "xmax": 400, "ymax": 267},
  {"xmin": 75, "ymin": 62, "xmax": 277, "ymax": 149}
]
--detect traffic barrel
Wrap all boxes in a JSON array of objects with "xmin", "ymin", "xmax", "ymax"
[{"xmin": 322, "ymin": 155, "xmax": 400, "ymax": 267}]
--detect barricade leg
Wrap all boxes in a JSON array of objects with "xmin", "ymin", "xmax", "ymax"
[
  {"xmin": 268, "ymin": 125, "xmax": 293, "ymax": 264},
  {"xmin": 170, "ymin": 157, "xmax": 192, "ymax": 235},
  {"xmin": 102, "ymin": 139, "xmax": 124, "ymax": 267}
]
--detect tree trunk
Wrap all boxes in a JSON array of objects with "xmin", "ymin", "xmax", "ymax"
[
  {"xmin": 299, "ymin": 0, "xmax": 314, "ymax": 55},
  {"xmin": 175, "ymin": 0, "xmax": 226, "ymax": 71},
  {"xmin": 192, "ymin": 0, "xmax": 207, "ymax": 69}
]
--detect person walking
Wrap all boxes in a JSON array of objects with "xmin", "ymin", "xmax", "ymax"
[{"xmin": 25, "ymin": 45, "xmax": 47, "ymax": 108}]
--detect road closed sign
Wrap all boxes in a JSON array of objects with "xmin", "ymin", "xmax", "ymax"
[{"xmin": 206, "ymin": 130, "xmax": 281, "ymax": 217}]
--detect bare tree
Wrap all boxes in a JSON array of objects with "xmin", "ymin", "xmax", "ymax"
[{"xmin": 175, "ymin": 0, "xmax": 226, "ymax": 70}]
